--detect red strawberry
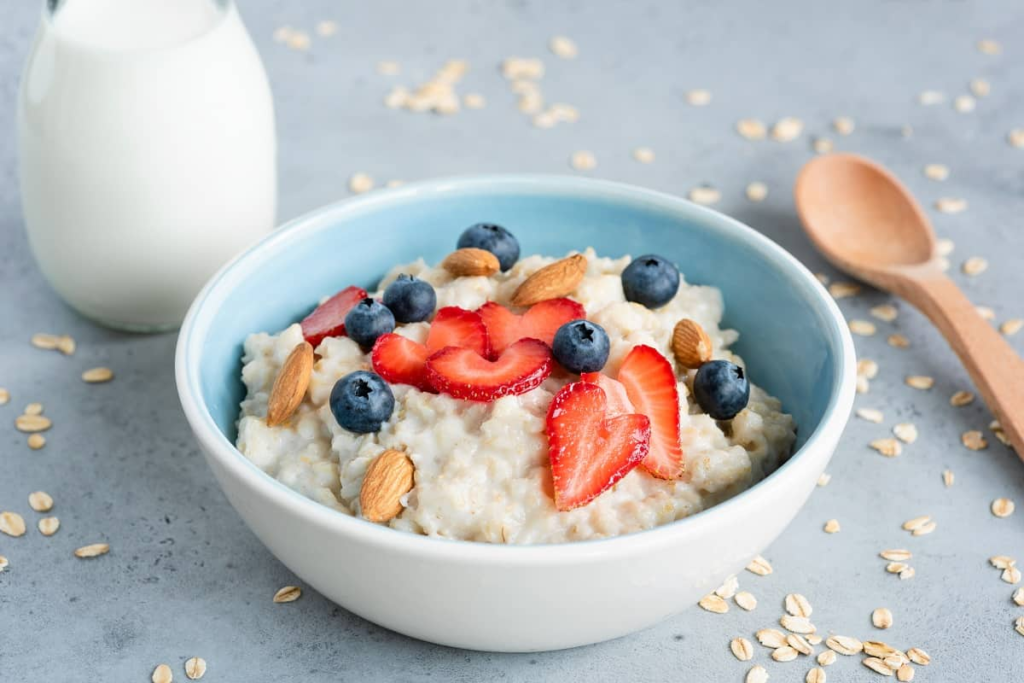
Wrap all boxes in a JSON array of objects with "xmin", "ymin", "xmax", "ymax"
[
  {"xmin": 300, "ymin": 285, "xmax": 368, "ymax": 347},
  {"xmin": 426, "ymin": 307, "xmax": 490, "ymax": 357},
  {"xmin": 372, "ymin": 307, "xmax": 489, "ymax": 391},
  {"xmin": 580, "ymin": 372, "xmax": 636, "ymax": 417},
  {"xmin": 371, "ymin": 333, "xmax": 431, "ymax": 390},
  {"xmin": 426, "ymin": 338, "xmax": 553, "ymax": 401},
  {"xmin": 616, "ymin": 345, "xmax": 684, "ymax": 479},
  {"xmin": 478, "ymin": 298, "xmax": 586, "ymax": 357},
  {"xmin": 546, "ymin": 382, "xmax": 650, "ymax": 511}
]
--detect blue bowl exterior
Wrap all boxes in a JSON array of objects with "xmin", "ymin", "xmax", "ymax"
[{"xmin": 183, "ymin": 175, "xmax": 850, "ymax": 528}]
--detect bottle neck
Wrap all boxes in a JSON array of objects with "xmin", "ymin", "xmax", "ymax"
[{"xmin": 46, "ymin": 0, "xmax": 232, "ymax": 51}]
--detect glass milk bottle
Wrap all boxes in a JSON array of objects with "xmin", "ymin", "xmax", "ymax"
[{"xmin": 18, "ymin": 0, "xmax": 277, "ymax": 331}]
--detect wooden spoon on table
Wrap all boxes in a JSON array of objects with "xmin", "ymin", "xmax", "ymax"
[{"xmin": 795, "ymin": 152, "xmax": 1024, "ymax": 460}]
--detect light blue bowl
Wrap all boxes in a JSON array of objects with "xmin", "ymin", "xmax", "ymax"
[{"xmin": 176, "ymin": 175, "xmax": 856, "ymax": 651}]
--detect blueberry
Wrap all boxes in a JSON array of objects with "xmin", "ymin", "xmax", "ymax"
[
  {"xmin": 330, "ymin": 371, "xmax": 395, "ymax": 433},
  {"xmin": 382, "ymin": 275, "xmax": 436, "ymax": 323},
  {"xmin": 621, "ymin": 254, "xmax": 680, "ymax": 309},
  {"xmin": 552, "ymin": 319, "xmax": 610, "ymax": 374},
  {"xmin": 456, "ymin": 223, "xmax": 520, "ymax": 272},
  {"xmin": 344, "ymin": 298, "xmax": 395, "ymax": 348},
  {"xmin": 693, "ymin": 360, "xmax": 750, "ymax": 420}
]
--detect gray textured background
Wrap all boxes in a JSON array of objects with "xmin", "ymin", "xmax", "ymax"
[{"xmin": 2, "ymin": 1, "xmax": 1023, "ymax": 681}]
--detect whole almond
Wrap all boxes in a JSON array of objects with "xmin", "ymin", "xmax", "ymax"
[
  {"xmin": 360, "ymin": 449, "xmax": 415, "ymax": 522},
  {"xmin": 442, "ymin": 248, "xmax": 500, "ymax": 277},
  {"xmin": 266, "ymin": 342, "xmax": 313, "ymax": 427},
  {"xmin": 511, "ymin": 254, "xmax": 587, "ymax": 307},
  {"xmin": 672, "ymin": 319, "xmax": 713, "ymax": 368}
]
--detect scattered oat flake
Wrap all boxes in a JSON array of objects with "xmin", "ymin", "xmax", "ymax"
[
  {"xmin": 731, "ymin": 637, "xmax": 754, "ymax": 661},
  {"xmin": 16, "ymin": 414, "xmax": 51, "ymax": 433},
  {"xmin": 893, "ymin": 423, "xmax": 918, "ymax": 444},
  {"xmin": 1016, "ymin": 616, "xmax": 1024, "ymax": 637},
  {"xmin": 714, "ymin": 575, "xmax": 739, "ymax": 599},
  {"xmin": 849, "ymin": 319, "xmax": 876, "ymax": 336},
  {"xmin": 688, "ymin": 186, "xmax": 721, "ymax": 205},
  {"xmin": 863, "ymin": 656, "xmax": 894, "ymax": 676},
  {"xmin": 152, "ymin": 663, "xmax": 173, "ymax": 683},
  {"xmin": 969, "ymin": 78, "xmax": 990, "ymax": 97},
  {"xmin": 817, "ymin": 472, "xmax": 831, "ymax": 487},
  {"xmin": 771, "ymin": 117, "xmax": 804, "ymax": 142},
  {"xmin": 824, "ymin": 519, "xmax": 841, "ymax": 534},
  {"xmin": 686, "ymin": 89, "xmax": 712, "ymax": 106},
  {"xmin": 872, "ymin": 607, "xmax": 893, "ymax": 629},
  {"xmin": 25, "ymin": 402, "xmax": 42, "ymax": 416},
  {"xmin": 569, "ymin": 150, "xmax": 596, "ymax": 171},
  {"xmin": 896, "ymin": 664, "xmax": 915, "ymax": 681},
  {"xmin": 746, "ymin": 182, "xmax": 768, "ymax": 202},
  {"xmin": 82, "ymin": 367, "xmax": 114, "ymax": 383},
  {"xmin": 273, "ymin": 585, "xmax": 302, "ymax": 603},
  {"xmin": 989, "ymin": 555, "xmax": 1015, "ymax": 569},
  {"xmin": 992, "ymin": 498, "xmax": 1015, "ymax": 518},
  {"xmin": 746, "ymin": 555, "xmax": 773, "ymax": 576},
  {"xmin": 976, "ymin": 305, "xmax": 996, "ymax": 320},
  {"xmin": 813, "ymin": 137, "xmax": 834, "ymax": 154},
  {"xmin": 829, "ymin": 282, "xmax": 861, "ymax": 299},
  {"xmin": 315, "ymin": 20, "xmax": 337, "ymax": 37},
  {"xmin": 880, "ymin": 549, "xmax": 912, "ymax": 561},
  {"xmin": 285, "ymin": 31, "xmax": 311, "ymax": 51},
  {"xmin": 918, "ymin": 90, "xmax": 945, "ymax": 105},
  {"xmin": 38, "ymin": 516, "xmax": 60, "ymax": 536},
  {"xmin": 906, "ymin": 648, "xmax": 930, "ymax": 666},
  {"xmin": 31, "ymin": 333, "xmax": 60, "ymax": 349},
  {"xmin": 857, "ymin": 408, "xmax": 884, "ymax": 423},
  {"xmin": 788, "ymin": 634, "xmax": 813, "ymax": 656},
  {"xmin": 818, "ymin": 650, "xmax": 837, "ymax": 666},
  {"xmin": 0, "ymin": 555, "xmax": 7, "ymax": 572},
  {"xmin": 950, "ymin": 390, "xmax": 975, "ymax": 407},
  {"xmin": 29, "ymin": 491, "xmax": 53, "ymax": 512},
  {"xmin": 905, "ymin": 376, "xmax": 934, "ymax": 390},
  {"xmin": 272, "ymin": 25, "xmax": 293, "ymax": 43},
  {"xmin": 1009, "ymin": 129, "xmax": 1024, "ymax": 148},
  {"xmin": 899, "ymin": 566, "xmax": 916, "ymax": 580},
  {"xmin": 935, "ymin": 198, "xmax": 967, "ymax": 214},
  {"xmin": 953, "ymin": 94, "xmax": 976, "ymax": 113},
  {"xmin": 0, "ymin": 387, "xmax": 8, "ymax": 405},
  {"xmin": 942, "ymin": 469, "xmax": 954, "ymax": 487},
  {"xmin": 1000, "ymin": 318, "xmax": 1023, "ymax": 335},
  {"xmin": 858, "ymin": 359, "xmax": 879, "ymax": 379},
  {"xmin": 833, "ymin": 116, "xmax": 855, "ymax": 135},
  {"xmin": 912, "ymin": 521, "xmax": 936, "ymax": 536},
  {"xmin": 961, "ymin": 430, "xmax": 988, "ymax": 450},
  {"xmin": 785, "ymin": 593, "xmax": 813, "ymax": 618},
  {"xmin": 923, "ymin": 164, "xmax": 949, "ymax": 181},
  {"xmin": 698, "ymin": 593, "xmax": 728, "ymax": 613},
  {"xmin": 184, "ymin": 657, "xmax": 207, "ymax": 680},
  {"xmin": 857, "ymin": 376, "xmax": 870, "ymax": 394},
  {"xmin": 348, "ymin": 173, "xmax": 374, "ymax": 194},
  {"xmin": 826, "ymin": 635, "xmax": 863, "ymax": 655},
  {"xmin": 463, "ymin": 93, "xmax": 486, "ymax": 109},
  {"xmin": 28, "ymin": 433, "xmax": 46, "ymax": 449},
  {"xmin": 746, "ymin": 665, "xmax": 769, "ymax": 683},
  {"xmin": 902, "ymin": 515, "xmax": 931, "ymax": 532},
  {"xmin": 1003, "ymin": 566, "xmax": 1022, "ymax": 584},
  {"xmin": 1012, "ymin": 587, "xmax": 1024, "ymax": 606},
  {"xmin": 757, "ymin": 629, "xmax": 788, "ymax": 648},
  {"xmin": 74, "ymin": 543, "xmax": 110, "ymax": 558},
  {"xmin": 632, "ymin": 147, "xmax": 655, "ymax": 164},
  {"xmin": 870, "ymin": 438, "xmax": 902, "ymax": 457},
  {"xmin": 772, "ymin": 645, "xmax": 799, "ymax": 662},
  {"xmin": 807, "ymin": 634, "xmax": 822, "ymax": 645},
  {"xmin": 549, "ymin": 35, "xmax": 578, "ymax": 59},
  {"xmin": 735, "ymin": 591, "xmax": 757, "ymax": 611},
  {"xmin": 977, "ymin": 38, "xmax": 1002, "ymax": 54},
  {"xmin": 887, "ymin": 333, "xmax": 910, "ymax": 348},
  {"xmin": 0, "ymin": 512, "xmax": 27, "ymax": 537},
  {"xmin": 736, "ymin": 118, "xmax": 767, "ymax": 140},
  {"xmin": 870, "ymin": 304, "xmax": 899, "ymax": 322},
  {"xmin": 806, "ymin": 667, "xmax": 826, "ymax": 683},
  {"xmin": 962, "ymin": 256, "xmax": 988, "ymax": 276},
  {"xmin": 936, "ymin": 238, "xmax": 955, "ymax": 256},
  {"xmin": 780, "ymin": 614, "xmax": 816, "ymax": 634}
]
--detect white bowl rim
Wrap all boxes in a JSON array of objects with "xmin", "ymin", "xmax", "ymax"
[{"xmin": 175, "ymin": 174, "xmax": 857, "ymax": 564}]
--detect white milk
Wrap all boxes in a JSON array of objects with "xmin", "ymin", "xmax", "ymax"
[{"xmin": 18, "ymin": 0, "xmax": 277, "ymax": 330}]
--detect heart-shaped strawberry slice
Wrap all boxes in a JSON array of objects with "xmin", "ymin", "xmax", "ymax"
[
  {"xmin": 546, "ymin": 381, "xmax": 650, "ymax": 511},
  {"xmin": 478, "ymin": 298, "xmax": 586, "ymax": 357},
  {"xmin": 300, "ymin": 285, "xmax": 368, "ymax": 347}
]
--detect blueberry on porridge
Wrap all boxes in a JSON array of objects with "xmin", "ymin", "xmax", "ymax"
[{"xmin": 236, "ymin": 226, "xmax": 796, "ymax": 543}]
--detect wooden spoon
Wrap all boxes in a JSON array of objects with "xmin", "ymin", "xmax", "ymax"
[{"xmin": 795, "ymin": 152, "xmax": 1024, "ymax": 460}]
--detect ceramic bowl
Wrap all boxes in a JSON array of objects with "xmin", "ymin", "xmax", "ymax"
[{"xmin": 175, "ymin": 175, "xmax": 856, "ymax": 652}]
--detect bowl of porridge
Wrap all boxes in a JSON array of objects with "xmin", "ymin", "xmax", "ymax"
[{"xmin": 175, "ymin": 176, "xmax": 856, "ymax": 651}]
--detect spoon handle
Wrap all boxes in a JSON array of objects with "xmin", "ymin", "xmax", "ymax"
[{"xmin": 906, "ymin": 273, "xmax": 1024, "ymax": 460}]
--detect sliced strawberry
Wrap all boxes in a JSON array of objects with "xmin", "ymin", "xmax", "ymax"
[
  {"xmin": 426, "ymin": 338, "xmax": 553, "ymax": 401},
  {"xmin": 580, "ymin": 372, "xmax": 636, "ymax": 417},
  {"xmin": 300, "ymin": 285, "xmax": 368, "ymax": 348},
  {"xmin": 478, "ymin": 298, "xmax": 586, "ymax": 357},
  {"xmin": 617, "ymin": 345, "xmax": 684, "ymax": 479},
  {"xmin": 546, "ymin": 382, "xmax": 650, "ymax": 511},
  {"xmin": 371, "ymin": 333, "xmax": 432, "ymax": 390},
  {"xmin": 426, "ymin": 307, "xmax": 490, "ymax": 358}
]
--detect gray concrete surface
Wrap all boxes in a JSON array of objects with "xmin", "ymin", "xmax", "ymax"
[{"xmin": 2, "ymin": 1, "xmax": 1023, "ymax": 680}]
